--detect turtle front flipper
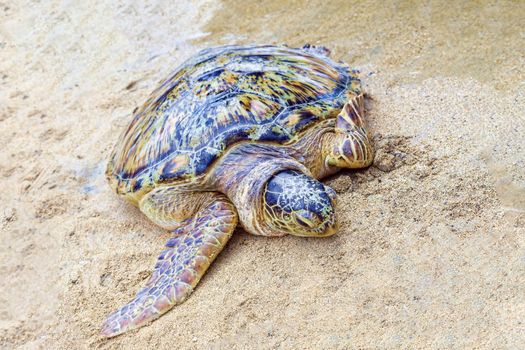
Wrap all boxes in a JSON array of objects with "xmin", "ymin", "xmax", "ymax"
[
  {"xmin": 100, "ymin": 193, "xmax": 237, "ymax": 337},
  {"xmin": 326, "ymin": 95, "xmax": 374, "ymax": 168}
]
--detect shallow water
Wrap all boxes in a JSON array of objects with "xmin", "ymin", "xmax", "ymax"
[{"xmin": 203, "ymin": 0, "xmax": 525, "ymax": 91}]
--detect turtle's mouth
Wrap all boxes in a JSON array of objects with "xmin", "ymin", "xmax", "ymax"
[{"xmin": 292, "ymin": 210, "xmax": 338, "ymax": 237}]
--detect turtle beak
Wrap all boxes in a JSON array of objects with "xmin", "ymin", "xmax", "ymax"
[
  {"xmin": 325, "ymin": 185, "xmax": 337, "ymax": 204},
  {"xmin": 318, "ymin": 185, "xmax": 338, "ymax": 237}
]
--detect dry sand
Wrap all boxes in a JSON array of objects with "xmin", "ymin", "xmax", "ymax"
[{"xmin": 1, "ymin": 0, "xmax": 524, "ymax": 348}]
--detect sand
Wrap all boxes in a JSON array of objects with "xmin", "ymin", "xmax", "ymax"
[{"xmin": 1, "ymin": 0, "xmax": 524, "ymax": 348}]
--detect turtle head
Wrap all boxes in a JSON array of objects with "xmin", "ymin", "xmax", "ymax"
[
  {"xmin": 213, "ymin": 144, "xmax": 338, "ymax": 237},
  {"xmin": 263, "ymin": 170, "xmax": 338, "ymax": 237}
]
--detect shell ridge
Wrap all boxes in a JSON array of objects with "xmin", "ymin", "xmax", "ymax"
[{"xmin": 115, "ymin": 84, "xmax": 351, "ymax": 182}]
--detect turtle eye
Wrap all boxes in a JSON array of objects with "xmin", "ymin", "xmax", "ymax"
[
  {"xmin": 293, "ymin": 210, "xmax": 320, "ymax": 229},
  {"xmin": 295, "ymin": 215, "xmax": 312, "ymax": 228}
]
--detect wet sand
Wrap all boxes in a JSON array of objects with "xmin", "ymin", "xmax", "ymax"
[{"xmin": 1, "ymin": 0, "xmax": 524, "ymax": 348}]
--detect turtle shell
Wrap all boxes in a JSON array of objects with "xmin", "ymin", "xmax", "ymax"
[{"xmin": 107, "ymin": 45, "xmax": 361, "ymax": 196}]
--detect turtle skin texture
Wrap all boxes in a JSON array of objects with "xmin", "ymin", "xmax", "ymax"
[{"xmin": 102, "ymin": 45, "xmax": 373, "ymax": 337}]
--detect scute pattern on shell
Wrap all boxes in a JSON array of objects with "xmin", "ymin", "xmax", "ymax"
[{"xmin": 107, "ymin": 45, "xmax": 361, "ymax": 195}]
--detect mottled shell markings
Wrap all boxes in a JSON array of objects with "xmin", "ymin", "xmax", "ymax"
[{"xmin": 107, "ymin": 45, "xmax": 361, "ymax": 199}]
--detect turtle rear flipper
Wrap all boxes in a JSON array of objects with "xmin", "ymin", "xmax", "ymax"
[
  {"xmin": 302, "ymin": 44, "xmax": 331, "ymax": 57},
  {"xmin": 100, "ymin": 194, "xmax": 237, "ymax": 337}
]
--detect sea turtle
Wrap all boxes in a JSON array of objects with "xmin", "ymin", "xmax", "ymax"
[{"xmin": 102, "ymin": 44, "xmax": 374, "ymax": 337}]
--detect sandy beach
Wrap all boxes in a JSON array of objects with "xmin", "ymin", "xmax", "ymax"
[{"xmin": 1, "ymin": 0, "xmax": 524, "ymax": 348}]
